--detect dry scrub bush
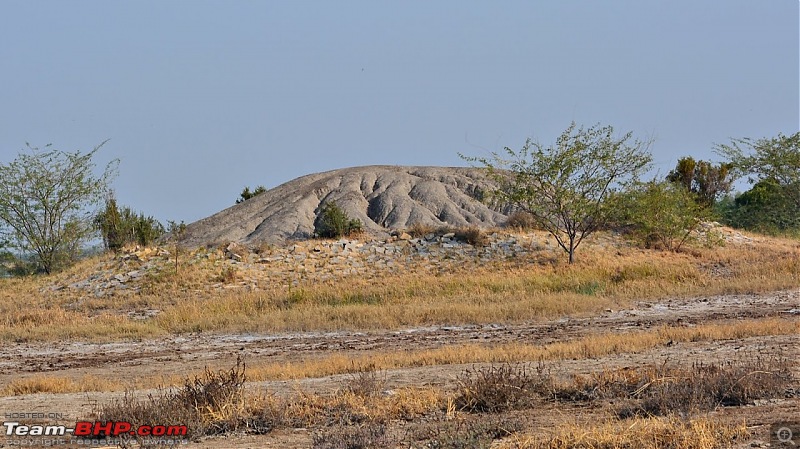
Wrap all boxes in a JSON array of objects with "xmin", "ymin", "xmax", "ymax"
[
  {"xmin": 617, "ymin": 355, "xmax": 794, "ymax": 417},
  {"xmin": 215, "ymin": 265, "xmax": 239, "ymax": 283},
  {"xmin": 536, "ymin": 354, "xmax": 794, "ymax": 417},
  {"xmin": 454, "ymin": 226, "xmax": 488, "ymax": 246},
  {"xmin": 97, "ymin": 356, "xmax": 260, "ymax": 445},
  {"xmin": 504, "ymin": 211, "xmax": 538, "ymax": 230},
  {"xmin": 453, "ymin": 353, "xmax": 794, "ymax": 418},
  {"xmin": 407, "ymin": 222, "xmax": 437, "ymax": 238},
  {"xmin": 454, "ymin": 363, "xmax": 547, "ymax": 413},
  {"xmin": 345, "ymin": 365, "xmax": 387, "ymax": 398}
]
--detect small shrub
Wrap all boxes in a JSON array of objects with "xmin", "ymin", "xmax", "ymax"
[
  {"xmin": 454, "ymin": 364, "xmax": 544, "ymax": 413},
  {"xmin": 315, "ymin": 202, "xmax": 363, "ymax": 239},
  {"xmin": 254, "ymin": 241, "xmax": 274, "ymax": 254},
  {"xmin": 216, "ymin": 265, "xmax": 239, "ymax": 283},
  {"xmin": 454, "ymin": 226, "xmax": 488, "ymax": 246},
  {"xmin": 407, "ymin": 222, "xmax": 436, "ymax": 238},
  {"xmin": 345, "ymin": 365, "xmax": 386, "ymax": 398},
  {"xmin": 621, "ymin": 355, "xmax": 794, "ymax": 417},
  {"xmin": 236, "ymin": 185, "xmax": 267, "ymax": 204},
  {"xmin": 504, "ymin": 211, "xmax": 538, "ymax": 230},
  {"xmin": 97, "ymin": 356, "xmax": 250, "ymax": 443},
  {"xmin": 701, "ymin": 227, "xmax": 726, "ymax": 248},
  {"xmin": 176, "ymin": 357, "xmax": 248, "ymax": 434}
]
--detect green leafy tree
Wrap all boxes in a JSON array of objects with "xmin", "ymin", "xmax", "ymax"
[
  {"xmin": 315, "ymin": 202, "xmax": 363, "ymax": 239},
  {"xmin": 462, "ymin": 122, "xmax": 652, "ymax": 264},
  {"xmin": 615, "ymin": 180, "xmax": 708, "ymax": 251},
  {"xmin": 666, "ymin": 157, "xmax": 733, "ymax": 208},
  {"xmin": 236, "ymin": 185, "xmax": 267, "ymax": 204},
  {"xmin": 96, "ymin": 195, "xmax": 124, "ymax": 251},
  {"xmin": 0, "ymin": 142, "xmax": 117, "ymax": 273},
  {"xmin": 716, "ymin": 132, "xmax": 800, "ymax": 233},
  {"xmin": 123, "ymin": 208, "xmax": 164, "ymax": 247},
  {"xmin": 718, "ymin": 179, "xmax": 799, "ymax": 234}
]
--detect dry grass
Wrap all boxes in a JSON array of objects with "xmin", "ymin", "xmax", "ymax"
[
  {"xmin": 503, "ymin": 416, "xmax": 750, "ymax": 449},
  {"xmin": 139, "ymin": 241, "xmax": 800, "ymax": 337},
  {"xmin": 2, "ymin": 374, "xmax": 119, "ymax": 395},
  {"xmin": 262, "ymin": 386, "xmax": 444, "ymax": 428},
  {"xmin": 0, "ymin": 230, "xmax": 798, "ymax": 342},
  {"xmin": 244, "ymin": 317, "xmax": 799, "ymax": 383},
  {"xmin": 406, "ymin": 222, "xmax": 437, "ymax": 238}
]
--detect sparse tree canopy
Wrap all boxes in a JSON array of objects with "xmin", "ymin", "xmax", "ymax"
[
  {"xmin": 462, "ymin": 122, "xmax": 652, "ymax": 263},
  {"xmin": 0, "ymin": 142, "xmax": 117, "ymax": 273},
  {"xmin": 236, "ymin": 185, "xmax": 267, "ymax": 204},
  {"xmin": 716, "ymin": 132, "xmax": 800, "ymax": 190}
]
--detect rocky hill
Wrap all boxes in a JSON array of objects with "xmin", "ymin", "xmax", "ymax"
[{"xmin": 181, "ymin": 166, "xmax": 509, "ymax": 247}]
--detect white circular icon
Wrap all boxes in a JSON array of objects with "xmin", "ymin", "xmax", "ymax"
[{"xmin": 776, "ymin": 427, "xmax": 794, "ymax": 444}]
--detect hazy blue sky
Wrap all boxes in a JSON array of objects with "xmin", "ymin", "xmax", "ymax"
[{"xmin": 1, "ymin": 1, "xmax": 797, "ymax": 223}]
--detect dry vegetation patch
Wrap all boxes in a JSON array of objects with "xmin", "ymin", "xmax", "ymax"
[
  {"xmin": 504, "ymin": 417, "xmax": 750, "ymax": 449},
  {"xmin": 3, "ymin": 317, "xmax": 795, "ymax": 397},
  {"xmin": 243, "ymin": 317, "xmax": 799, "ymax": 384},
  {"xmin": 97, "ymin": 356, "xmax": 256, "ymax": 446},
  {"xmin": 0, "ymin": 230, "xmax": 798, "ymax": 341},
  {"xmin": 451, "ymin": 353, "xmax": 794, "ymax": 417},
  {"xmin": 92, "ymin": 354, "xmax": 789, "ymax": 449}
]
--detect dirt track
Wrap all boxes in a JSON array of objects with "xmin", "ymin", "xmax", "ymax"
[
  {"xmin": 2, "ymin": 290, "xmax": 797, "ymax": 380},
  {"xmin": 0, "ymin": 289, "xmax": 798, "ymax": 448}
]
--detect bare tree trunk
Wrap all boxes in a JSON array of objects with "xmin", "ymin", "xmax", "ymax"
[{"xmin": 568, "ymin": 240, "xmax": 575, "ymax": 264}]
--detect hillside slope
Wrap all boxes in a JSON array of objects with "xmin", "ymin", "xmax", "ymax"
[{"xmin": 181, "ymin": 166, "xmax": 509, "ymax": 247}]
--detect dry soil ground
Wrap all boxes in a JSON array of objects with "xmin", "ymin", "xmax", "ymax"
[{"xmin": 0, "ymin": 289, "xmax": 797, "ymax": 448}]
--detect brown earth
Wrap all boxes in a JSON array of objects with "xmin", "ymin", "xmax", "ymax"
[{"xmin": 1, "ymin": 289, "xmax": 797, "ymax": 448}]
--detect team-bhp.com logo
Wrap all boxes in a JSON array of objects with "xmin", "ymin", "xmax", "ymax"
[{"xmin": 4, "ymin": 420, "xmax": 188, "ymax": 437}]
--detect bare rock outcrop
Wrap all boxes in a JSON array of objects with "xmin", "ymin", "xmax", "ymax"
[{"xmin": 181, "ymin": 166, "xmax": 508, "ymax": 247}]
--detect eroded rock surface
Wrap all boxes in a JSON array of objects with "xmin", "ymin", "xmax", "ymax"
[{"xmin": 181, "ymin": 166, "xmax": 508, "ymax": 247}]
